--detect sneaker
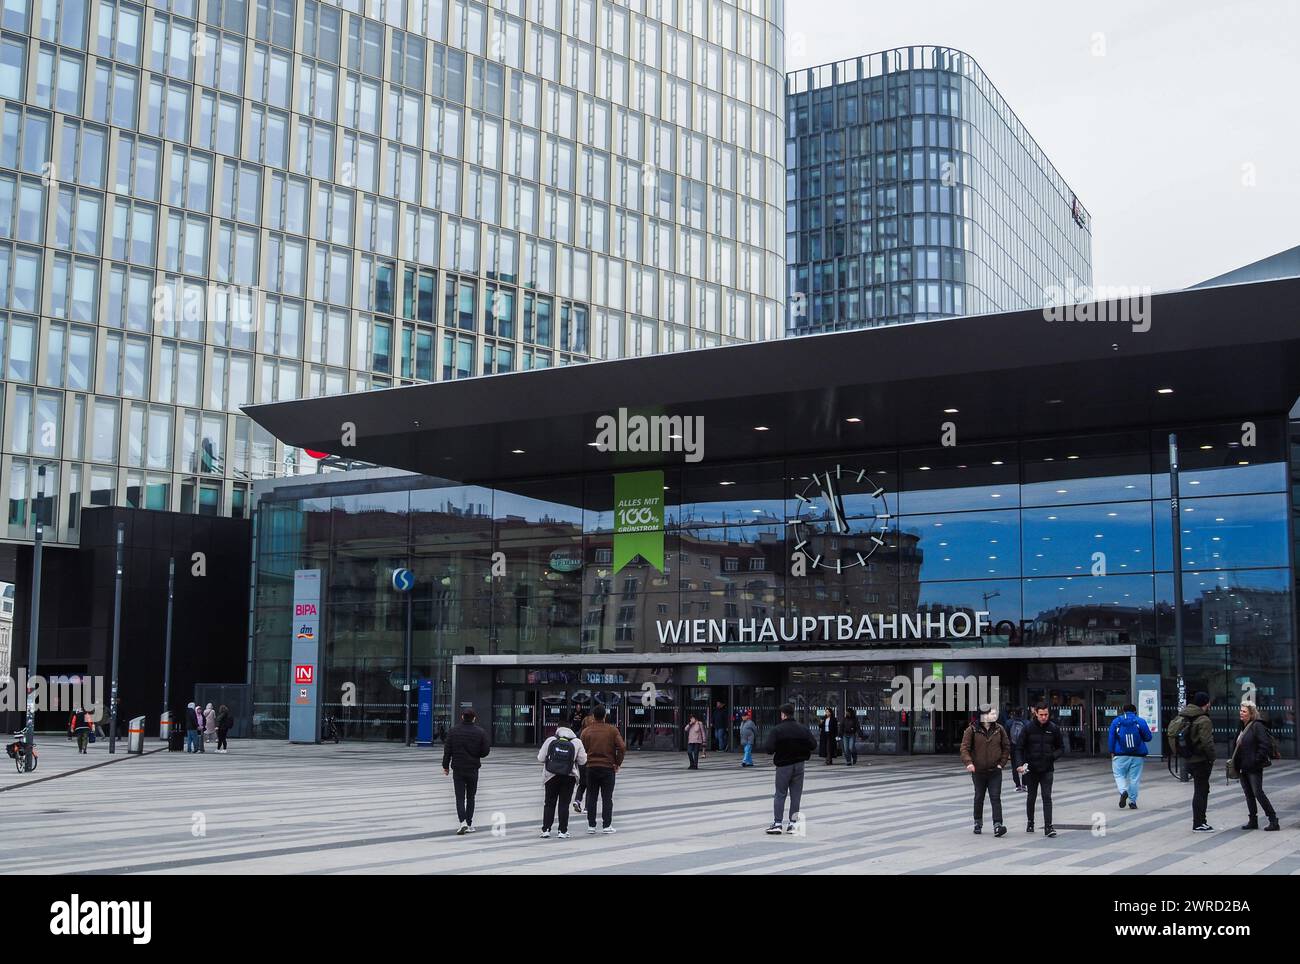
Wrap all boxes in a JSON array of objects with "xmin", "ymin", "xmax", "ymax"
[
  {"xmin": 586, "ymin": 826, "xmax": 598, "ymax": 834},
  {"xmin": 1044, "ymin": 826, "xmax": 1058, "ymax": 838},
  {"xmin": 557, "ymin": 831, "xmax": 570, "ymax": 839},
  {"xmin": 455, "ymin": 822, "xmax": 469, "ymax": 836},
  {"xmin": 1193, "ymin": 824, "xmax": 1215, "ymax": 833},
  {"xmin": 464, "ymin": 825, "xmax": 476, "ymax": 834},
  {"xmin": 1026, "ymin": 821, "xmax": 1035, "ymax": 833},
  {"xmin": 785, "ymin": 822, "xmax": 797, "ymax": 834},
  {"xmin": 1118, "ymin": 791, "xmax": 1128, "ymax": 809},
  {"xmin": 601, "ymin": 826, "xmax": 616, "ymax": 834},
  {"xmin": 973, "ymin": 825, "xmax": 982, "ymax": 835},
  {"xmin": 993, "ymin": 824, "xmax": 1008, "ymax": 838},
  {"xmin": 572, "ymin": 801, "xmax": 582, "ymax": 813},
  {"xmin": 765, "ymin": 822, "xmax": 784, "ymax": 835},
  {"xmin": 1015, "ymin": 785, "xmax": 1027, "ymax": 792},
  {"xmin": 539, "ymin": 830, "xmax": 551, "ymax": 838},
  {"xmin": 1128, "ymin": 802, "xmax": 1137, "ymax": 810}
]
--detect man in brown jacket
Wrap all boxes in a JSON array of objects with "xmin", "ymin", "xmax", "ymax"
[
  {"xmin": 580, "ymin": 705, "xmax": 626, "ymax": 833},
  {"xmin": 960, "ymin": 707, "xmax": 1011, "ymax": 837}
]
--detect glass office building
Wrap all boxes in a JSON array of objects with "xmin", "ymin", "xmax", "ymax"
[
  {"xmin": 785, "ymin": 46, "xmax": 1092, "ymax": 333},
  {"xmin": 0, "ymin": 0, "xmax": 786, "ymax": 551},
  {"xmin": 247, "ymin": 279, "xmax": 1300, "ymax": 757}
]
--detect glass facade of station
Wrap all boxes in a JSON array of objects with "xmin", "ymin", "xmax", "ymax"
[
  {"xmin": 785, "ymin": 46, "xmax": 1093, "ymax": 333},
  {"xmin": 251, "ymin": 416, "xmax": 1297, "ymax": 755},
  {"xmin": 0, "ymin": 0, "xmax": 786, "ymax": 549}
]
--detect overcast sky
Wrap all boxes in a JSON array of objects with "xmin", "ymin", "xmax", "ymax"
[{"xmin": 784, "ymin": 0, "xmax": 1300, "ymax": 291}]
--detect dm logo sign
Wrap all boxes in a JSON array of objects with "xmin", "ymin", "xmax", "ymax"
[{"xmin": 391, "ymin": 568, "xmax": 414, "ymax": 592}]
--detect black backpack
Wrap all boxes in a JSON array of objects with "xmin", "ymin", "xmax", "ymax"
[
  {"xmin": 1169, "ymin": 714, "xmax": 1195, "ymax": 758},
  {"xmin": 544, "ymin": 736, "xmax": 577, "ymax": 776}
]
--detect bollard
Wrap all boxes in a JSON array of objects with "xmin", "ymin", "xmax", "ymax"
[{"xmin": 128, "ymin": 715, "xmax": 146, "ymax": 754}]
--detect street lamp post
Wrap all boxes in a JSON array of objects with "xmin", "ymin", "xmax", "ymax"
[
  {"xmin": 1169, "ymin": 434, "xmax": 1188, "ymax": 780},
  {"xmin": 108, "ymin": 523, "xmax": 124, "ymax": 753},
  {"xmin": 23, "ymin": 466, "xmax": 47, "ymax": 772},
  {"xmin": 162, "ymin": 557, "xmax": 175, "ymax": 741}
]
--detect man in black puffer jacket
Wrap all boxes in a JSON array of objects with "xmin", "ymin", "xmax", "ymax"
[
  {"xmin": 763, "ymin": 704, "xmax": 818, "ymax": 835},
  {"xmin": 442, "ymin": 709, "xmax": 490, "ymax": 835},
  {"xmin": 1014, "ymin": 703, "xmax": 1064, "ymax": 837}
]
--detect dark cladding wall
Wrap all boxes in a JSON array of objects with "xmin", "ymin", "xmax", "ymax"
[
  {"xmin": 7, "ymin": 508, "xmax": 250, "ymax": 734},
  {"xmin": 251, "ymin": 419, "xmax": 1296, "ymax": 751}
]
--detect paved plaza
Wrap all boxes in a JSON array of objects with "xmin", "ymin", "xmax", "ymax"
[{"xmin": 2, "ymin": 739, "xmax": 1298, "ymax": 875}]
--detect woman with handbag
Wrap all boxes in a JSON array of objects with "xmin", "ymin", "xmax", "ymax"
[
  {"xmin": 684, "ymin": 715, "xmax": 706, "ymax": 769},
  {"xmin": 1231, "ymin": 701, "xmax": 1280, "ymax": 831}
]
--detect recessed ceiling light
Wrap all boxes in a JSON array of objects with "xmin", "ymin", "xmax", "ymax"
[
  {"xmin": 1046, "ymin": 399, "xmax": 1063, "ymax": 405},
  {"xmin": 1157, "ymin": 387, "xmax": 1174, "ymax": 394},
  {"xmin": 719, "ymin": 481, "xmax": 735, "ymax": 486},
  {"xmin": 511, "ymin": 449, "xmax": 525, "ymax": 454},
  {"xmin": 1067, "ymin": 455, "xmax": 1080, "ymax": 460},
  {"xmin": 587, "ymin": 441, "xmax": 601, "ymax": 447},
  {"xmin": 944, "ymin": 408, "xmax": 959, "ymax": 414},
  {"xmin": 991, "ymin": 460, "xmax": 1004, "ymax": 466},
  {"xmin": 845, "ymin": 417, "xmax": 862, "ymax": 423},
  {"xmin": 753, "ymin": 426, "xmax": 769, "ymax": 431},
  {"xmin": 918, "ymin": 466, "xmax": 931, "ymax": 471},
  {"xmin": 1199, "ymin": 445, "xmax": 1212, "ymax": 450}
]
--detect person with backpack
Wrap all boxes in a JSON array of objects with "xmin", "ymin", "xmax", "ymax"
[
  {"xmin": 1166, "ymin": 691, "xmax": 1216, "ymax": 832},
  {"xmin": 71, "ymin": 707, "xmax": 92, "ymax": 754},
  {"xmin": 841, "ymin": 708, "xmax": 861, "ymax": 766},
  {"xmin": 185, "ymin": 701, "xmax": 201, "ymax": 753},
  {"xmin": 1015, "ymin": 703, "xmax": 1064, "ymax": 837},
  {"xmin": 580, "ymin": 705, "xmax": 625, "ymax": 833},
  {"xmin": 1108, "ymin": 703, "xmax": 1152, "ymax": 809},
  {"xmin": 684, "ymin": 714, "xmax": 706, "ymax": 769},
  {"xmin": 442, "ymin": 709, "xmax": 491, "ymax": 835},
  {"xmin": 961, "ymin": 707, "xmax": 1011, "ymax": 836},
  {"xmin": 216, "ymin": 705, "xmax": 233, "ymax": 753},
  {"xmin": 1006, "ymin": 708, "xmax": 1028, "ymax": 792},
  {"xmin": 1231, "ymin": 701, "xmax": 1279, "ymax": 831},
  {"xmin": 739, "ymin": 711, "xmax": 758, "ymax": 768},
  {"xmin": 764, "ymin": 703, "xmax": 818, "ymax": 834},
  {"xmin": 537, "ymin": 725, "xmax": 587, "ymax": 838}
]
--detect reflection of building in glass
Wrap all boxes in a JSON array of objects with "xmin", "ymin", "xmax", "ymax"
[
  {"xmin": 1201, "ymin": 586, "xmax": 1286, "ymax": 648},
  {"xmin": 0, "ymin": 582, "xmax": 13, "ymax": 678},
  {"xmin": 1025, "ymin": 604, "xmax": 1156, "ymax": 648}
]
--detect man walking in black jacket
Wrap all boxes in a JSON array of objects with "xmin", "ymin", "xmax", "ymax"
[
  {"xmin": 764, "ymin": 703, "xmax": 817, "ymax": 834},
  {"xmin": 442, "ymin": 709, "xmax": 491, "ymax": 835},
  {"xmin": 1015, "ymin": 703, "xmax": 1064, "ymax": 837}
]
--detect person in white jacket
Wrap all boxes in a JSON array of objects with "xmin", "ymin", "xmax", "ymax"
[{"xmin": 538, "ymin": 726, "xmax": 587, "ymax": 839}]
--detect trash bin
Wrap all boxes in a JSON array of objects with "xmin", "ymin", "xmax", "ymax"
[
  {"xmin": 128, "ymin": 715, "xmax": 146, "ymax": 754},
  {"xmin": 159, "ymin": 711, "xmax": 172, "ymax": 742}
]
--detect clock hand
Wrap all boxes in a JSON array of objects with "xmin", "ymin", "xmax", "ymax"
[{"xmin": 822, "ymin": 473, "xmax": 845, "ymax": 534}]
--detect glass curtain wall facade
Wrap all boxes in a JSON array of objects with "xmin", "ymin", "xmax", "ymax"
[
  {"xmin": 0, "ymin": 0, "xmax": 786, "ymax": 548},
  {"xmin": 252, "ymin": 418, "xmax": 1295, "ymax": 750},
  {"xmin": 785, "ymin": 46, "xmax": 1093, "ymax": 333}
]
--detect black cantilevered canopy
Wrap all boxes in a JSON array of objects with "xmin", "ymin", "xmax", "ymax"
[{"xmin": 245, "ymin": 278, "xmax": 1300, "ymax": 484}]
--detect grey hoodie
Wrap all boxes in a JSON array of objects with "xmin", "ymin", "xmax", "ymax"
[
  {"xmin": 537, "ymin": 727, "xmax": 588, "ymax": 782},
  {"xmin": 739, "ymin": 719, "xmax": 757, "ymax": 747}
]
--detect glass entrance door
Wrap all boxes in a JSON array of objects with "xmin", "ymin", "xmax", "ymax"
[
  {"xmin": 625, "ymin": 687, "xmax": 678, "ymax": 751},
  {"xmin": 848, "ymin": 683, "xmax": 900, "ymax": 754},
  {"xmin": 539, "ymin": 690, "xmax": 568, "ymax": 741},
  {"xmin": 1091, "ymin": 687, "xmax": 1129, "ymax": 755},
  {"xmin": 492, "ymin": 688, "xmax": 536, "ymax": 745}
]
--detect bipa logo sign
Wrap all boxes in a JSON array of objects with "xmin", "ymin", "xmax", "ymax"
[
  {"xmin": 294, "ymin": 665, "xmax": 314, "ymax": 685},
  {"xmin": 295, "ymin": 603, "xmax": 318, "ymax": 616}
]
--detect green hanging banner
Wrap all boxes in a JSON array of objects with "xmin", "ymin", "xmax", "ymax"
[{"xmin": 613, "ymin": 470, "xmax": 664, "ymax": 572}]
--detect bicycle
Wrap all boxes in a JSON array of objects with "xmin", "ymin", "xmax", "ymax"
[
  {"xmin": 5, "ymin": 732, "xmax": 38, "ymax": 773},
  {"xmin": 321, "ymin": 715, "xmax": 341, "ymax": 744}
]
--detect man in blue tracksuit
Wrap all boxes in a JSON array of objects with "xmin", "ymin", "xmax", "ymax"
[{"xmin": 1108, "ymin": 703, "xmax": 1152, "ymax": 809}]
